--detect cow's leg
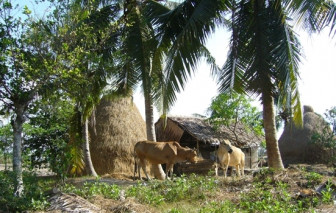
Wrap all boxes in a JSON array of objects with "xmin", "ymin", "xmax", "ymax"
[
  {"xmin": 167, "ymin": 164, "xmax": 174, "ymax": 180},
  {"xmin": 236, "ymin": 165, "xmax": 240, "ymax": 177},
  {"xmin": 224, "ymin": 164, "xmax": 229, "ymax": 178},
  {"xmin": 138, "ymin": 159, "xmax": 142, "ymax": 180},
  {"xmin": 241, "ymin": 160, "xmax": 245, "ymax": 176},
  {"xmin": 223, "ymin": 157, "xmax": 229, "ymax": 178},
  {"xmin": 138, "ymin": 161, "xmax": 141, "ymax": 180},
  {"xmin": 214, "ymin": 163, "xmax": 219, "ymax": 176},
  {"xmin": 165, "ymin": 163, "xmax": 172, "ymax": 180},
  {"xmin": 140, "ymin": 159, "xmax": 151, "ymax": 181}
]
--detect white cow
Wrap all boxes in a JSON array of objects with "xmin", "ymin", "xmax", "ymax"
[{"xmin": 216, "ymin": 139, "xmax": 245, "ymax": 177}]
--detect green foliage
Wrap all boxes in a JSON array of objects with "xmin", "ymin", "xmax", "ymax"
[
  {"xmin": 239, "ymin": 181, "xmax": 313, "ymax": 212},
  {"xmin": 325, "ymin": 106, "xmax": 336, "ymax": 134},
  {"xmin": 305, "ymin": 172, "xmax": 323, "ymax": 187},
  {"xmin": 311, "ymin": 127, "xmax": 336, "ymax": 149},
  {"xmin": 23, "ymin": 96, "xmax": 73, "ymax": 181},
  {"xmin": 63, "ymin": 181, "xmax": 121, "ymax": 200},
  {"xmin": 208, "ymin": 92, "xmax": 264, "ymax": 136},
  {"xmin": 0, "ymin": 171, "xmax": 50, "ymax": 212},
  {"xmin": 126, "ymin": 174, "xmax": 217, "ymax": 205},
  {"xmin": 0, "ymin": 170, "xmax": 333, "ymax": 212},
  {"xmin": 0, "ymin": 123, "xmax": 12, "ymax": 165},
  {"xmin": 309, "ymin": 107, "xmax": 336, "ymax": 164},
  {"xmin": 321, "ymin": 180, "xmax": 335, "ymax": 204}
]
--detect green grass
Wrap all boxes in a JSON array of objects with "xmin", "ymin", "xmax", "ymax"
[
  {"xmin": 0, "ymin": 171, "xmax": 53, "ymax": 212},
  {"xmin": 1, "ymin": 169, "xmax": 334, "ymax": 212}
]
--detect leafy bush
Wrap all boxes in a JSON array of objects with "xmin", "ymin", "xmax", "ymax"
[
  {"xmin": 0, "ymin": 171, "xmax": 50, "ymax": 212},
  {"xmin": 239, "ymin": 181, "xmax": 310, "ymax": 212},
  {"xmin": 321, "ymin": 179, "xmax": 335, "ymax": 204},
  {"xmin": 63, "ymin": 181, "xmax": 121, "ymax": 200},
  {"xmin": 305, "ymin": 172, "xmax": 323, "ymax": 187},
  {"xmin": 126, "ymin": 174, "xmax": 218, "ymax": 205}
]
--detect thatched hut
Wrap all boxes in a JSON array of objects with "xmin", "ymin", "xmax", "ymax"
[
  {"xmin": 89, "ymin": 97, "xmax": 147, "ymax": 177},
  {"xmin": 155, "ymin": 116, "xmax": 262, "ymax": 174},
  {"xmin": 279, "ymin": 105, "xmax": 335, "ymax": 165}
]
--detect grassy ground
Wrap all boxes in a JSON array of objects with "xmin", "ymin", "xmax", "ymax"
[
  {"xmin": 54, "ymin": 164, "xmax": 336, "ymax": 212},
  {"xmin": 1, "ymin": 164, "xmax": 336, "ymax": 212}
]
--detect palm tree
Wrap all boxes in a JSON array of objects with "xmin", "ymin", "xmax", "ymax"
[
  {"xmin": 220, "ymin": 0, "xmax": 336, "ymax": 169},
  {"xmin": 117, "ymin": 0, "xmax": 219, "ymax": 178},
  {"xmin": 52, "ymin": 0, "xmax": 121, "ymax": 176},
  {"xmin": 115, "ymin": 0, "xmax": 168, "ymax": 179},
  {"xmin": 149, "ymin": 0, "xmax": 336, "ymax": 169}
]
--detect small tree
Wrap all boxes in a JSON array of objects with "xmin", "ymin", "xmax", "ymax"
[
  {"xmin": 22, "ymin": 95, "xmax": 73, "ymax": 182},
  {"xmin": 324, "ymin": 107, "xmax": 336, "ymax": 134},
  {"xmin": 0, "ymin": 123, "xmax": 13, "ymax": 170},
  {"xmin": 310, "ymin": 107, "xmax": 336, "ymax": 149},
  {"xmin": 208, "ymin": 92, "xmax": 264, "ymax": 137},
  {"xmin": 0, "ymin": 1, "xmax": 56, "ymax": 196}
]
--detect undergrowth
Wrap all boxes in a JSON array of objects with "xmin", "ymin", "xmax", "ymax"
[
  {"xmin": 1, "ymin": 168, "xmax": 334, "ymax": 212},
  {"xmin": 0, "ymin": 171, "xmax": 52, "ymax": 212}
]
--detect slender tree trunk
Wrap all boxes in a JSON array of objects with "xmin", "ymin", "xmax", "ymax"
[
  {"xmin": 262, "ymin": 94, "xmax": 284, "ymax": 169},
  {"xmin": 82, "ymin": 118, "xmax": 98, "ymax": 177},
  {"xmin": 11, "ymin": 106, "xmax": 25, "ymax": 197},
  {"xmin": 4, "ymin": 151, "xmax": 8, "ymax": 170},
  {"xmin": 144, "ymin": 92, "xmax": 165, "ymax": 180}
]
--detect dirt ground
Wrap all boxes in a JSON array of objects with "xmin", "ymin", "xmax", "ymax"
[{"xmin": 43, "ymin": 164, "xmax": 336, "ymax": 213}]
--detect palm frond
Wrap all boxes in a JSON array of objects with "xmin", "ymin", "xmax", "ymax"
[
  {"xmin": 269, "ymin": 2, "xmax": 303, "ymax": 127},
  {"xmin": 154, "ymin": 0, "xmax": 229, "ymax": 90},
  {"xmin": 286, "ymin": 0, "xmax": 335, "ymax": 33}
]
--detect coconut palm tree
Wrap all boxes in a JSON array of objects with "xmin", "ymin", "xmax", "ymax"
[
  {"xmin": 148, "ymin": 0, "xmax": 336, "ymax": 169},
  {"xmin": 52, "ymin": 0, "xmax": 121, "ymax": 176},
  {"xmin": 116, "ymin": 0, "xmax": 220, "ymax": 178}
]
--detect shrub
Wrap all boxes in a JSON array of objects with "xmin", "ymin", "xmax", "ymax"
[
  {"xmin": 63, "ymin": 181, "xmax": 121, "ymax": 200},
  {"xmin": 0, "ymin": 171, "xmax": 50, "ymax": 212}
]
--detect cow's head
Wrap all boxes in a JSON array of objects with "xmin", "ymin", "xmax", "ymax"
[
  {"xmin": 221, "ymin": 139, "xmax": 233, "ymax": 154},
  {"xmin": 186, "ymin": 148, "xmax": 198, "ymax": 163}
]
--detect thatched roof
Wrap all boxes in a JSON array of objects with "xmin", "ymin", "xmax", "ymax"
[
  {"xmin": 89, "ymin": 96, "xmax": 147, "ymax": 176},
  {"xmin": 156, "ymin": 116, "xmax": 262, "ymax": 148}
]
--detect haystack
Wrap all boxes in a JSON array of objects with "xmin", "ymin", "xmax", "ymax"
[
  {"xmin": 279, "ymin": 105, "xmax": 334, "ymax": 165},
  {"xmin": 89, "ymin": 96, "xmax": 147, "ymax": 177}
]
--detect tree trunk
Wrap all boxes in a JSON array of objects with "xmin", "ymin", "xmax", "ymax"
[
  {"xmin": 82, "ymin": 118, "xmax": 98, "ymax": 177},
  {"xmin": 262, "ymin": 94, "xmax": 284, "ymax": 169},
  {"xmin": 11, "ymin": 106, "xmax": 25, "ymax": 197},
  {"xmin": 144, "ymin": 92, "xmax": 165, "ymax": 180}
]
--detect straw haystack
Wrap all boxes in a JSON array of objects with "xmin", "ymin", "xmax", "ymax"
[
  {"xmin": 279, "ymin": 105, "xmax": 334, "ymax": 165},
  {"xmin": 89, "ymin": 97, "xmax": 147, "ymax": 177}
]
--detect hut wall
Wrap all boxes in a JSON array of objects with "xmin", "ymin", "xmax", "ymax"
[{"xmin": 242, "ymin": 147, "xmax": 259, "ymax": 169}]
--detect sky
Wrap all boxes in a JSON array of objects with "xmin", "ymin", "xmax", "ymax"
[
  {"xmin": 13, "ymin": 0, "xmax": 336, "ymax": 124},
  {"xmin": 134, "ymin": 26, "xmax": 336, "ymax": 122}
]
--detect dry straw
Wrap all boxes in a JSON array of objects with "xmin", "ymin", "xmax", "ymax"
[{"xmin": 89, "ymin": 96, "xmax": 147, "ymax": 178}]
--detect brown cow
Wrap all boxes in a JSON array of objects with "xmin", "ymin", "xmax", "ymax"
[{"xmin": 133, "ymin": 140, "xmax": 198, "ymax": 180}]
